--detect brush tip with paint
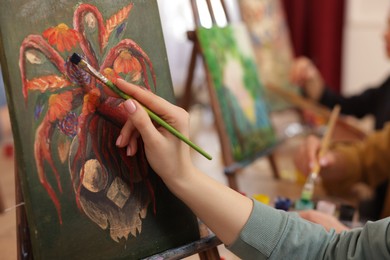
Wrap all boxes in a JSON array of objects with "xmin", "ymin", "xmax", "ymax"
[{"xmin": 69, "ymin": 52, "xmax": 82, "ymax": 65}]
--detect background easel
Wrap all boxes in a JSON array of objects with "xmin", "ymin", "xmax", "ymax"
[{"xmin": 180, "ymin": 0, "xmax": 280, "ymax": 191}]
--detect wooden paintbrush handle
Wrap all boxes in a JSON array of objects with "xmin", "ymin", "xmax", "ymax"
[{"xmin": 318, "ymin": 105, "xmax": 341, "ymax": 158}]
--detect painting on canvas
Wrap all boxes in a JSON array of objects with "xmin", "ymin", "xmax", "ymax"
[
  {"xmin": 239, "ymin": 0, "xmax": 297, "ymax": 110},
  {"xmin": 0, "ymin": 0, "xmax": 199, "ymax": 258},
  {"xmin": 197, "ymin": 23, "xmax": 276, "ymax": 162}
]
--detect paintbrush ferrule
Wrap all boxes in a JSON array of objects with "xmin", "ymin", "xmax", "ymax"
[{"xmin": 78, "ymin": 59, "xmax": 109, "ymax": 84}]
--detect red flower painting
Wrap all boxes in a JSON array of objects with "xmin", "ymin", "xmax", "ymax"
[
  {"xmin": 48, "ymin": 92, "xmax": 73, "ymax": 122},
  {"xmin": 43, "ymin": 23, "xmax": 80, "ymax": 52},
  {"xmin": 113, "ymin": 49, "xmax": 142, "ymax": 81},
  {"xmin": 19, "ymin": 3, "xmax": 157, "ymax": 242}
]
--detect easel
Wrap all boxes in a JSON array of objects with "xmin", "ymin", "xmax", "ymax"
[{"xmin": 180, "ymin": 0, "xmax": 280, "ymax": 191}]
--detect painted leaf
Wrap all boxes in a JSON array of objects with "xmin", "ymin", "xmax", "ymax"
[
  {"xmin": 48, "ymin": 91, "xmax": 74, "ymax": 122},
  {"xmin": 26, "ymin": 75, "xmax": 71, "ymax": 93},
  {"xmin": 102, "ymin": 3, "xmax": 133, "ymax": 48}
]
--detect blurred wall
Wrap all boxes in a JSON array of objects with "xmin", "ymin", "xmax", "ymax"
[
  {"xmin": 157, "ymin": 0, "xmax": 389, "ymax": 98},
  {"xmin": 342, "ymin": 0, "xmax": 389, "ymax": 95},
  {"xmin": 157, "ymin": 0, "xmax": 195, "ymax": 97},
  {"xmin": 157, "ymin": 0, "xmax": 240, "ymax": 97}
]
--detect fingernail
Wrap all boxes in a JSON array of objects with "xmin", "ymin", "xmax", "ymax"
[
  {"xmin": 319, "ymin": 157, "xmax": 328, "ymax": 166},
  {"xmin": 124, "ymin": 99, "xmax": 136, "ymax": 114},
  {"xmin": 126, "ymin": 145, "xmax": 132, "ymax": 156},
  {"xmin": 116, "ymin": 134, "xmax": 122, "ymax": 146}
]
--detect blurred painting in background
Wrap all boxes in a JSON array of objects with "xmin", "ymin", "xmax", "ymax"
[
  {"xmin": 239, "ymin": 0, "xmax": 297, "ymax": 111},
  {"xmin": 197, "ymin": 23, "xmax": 276, "ymax": 162}
]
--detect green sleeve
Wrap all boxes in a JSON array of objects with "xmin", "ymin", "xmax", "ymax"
[{"xmin": 228, "ymin": 200, "xmax": 390, "ymax": 259}]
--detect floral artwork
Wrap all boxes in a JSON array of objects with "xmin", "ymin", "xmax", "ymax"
[
  {"xmin": 197, "ymin": 24, "xmax": 276, "ymax": 162},
  {"xmin": 239, "ymin": 0, "xmax": 297, "ymax": 111},
  {"xmin": 0, "ymin": 1, "xmax": 198, "ymax": 258},
  {"xmin": 19, "ymin": 2, "xmax": 157, "ymax": 240}
]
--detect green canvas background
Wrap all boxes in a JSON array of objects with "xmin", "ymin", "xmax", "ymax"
[
  {"xmin": 0, "ymin": 0, "xmax": 199, "ymax": 259},
  {"xmin": 197, "ymin": 24, "xmax": 276, "ymax": 162}
]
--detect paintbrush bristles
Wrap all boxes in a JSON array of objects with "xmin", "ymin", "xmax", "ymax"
[{"xmin": 70, "ymin": 53, "xmax": 82, "ymax": 65}]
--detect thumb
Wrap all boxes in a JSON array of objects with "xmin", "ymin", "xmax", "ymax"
[{"xmin": 123, "ymin": 99, "xmax": 160, "ymax": 145}]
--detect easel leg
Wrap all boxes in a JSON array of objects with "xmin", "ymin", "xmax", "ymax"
[
  {"xmin": 179, "ymin": 42, "xmax": 198, "ymax": 110},
  {"xmin": 267, "ymin": 154, "xmax": 280, "ymax": 179},
  {"xmin": 198, "ymin": 246, "xmax": 220, "ymax": 260},
  {"xmin": 224, "ymin": 166, "xmax": 241, "ymax": 191},
  {"xmin": 226, "ymin": 173, "xmax": 239, "ymax": 191}
]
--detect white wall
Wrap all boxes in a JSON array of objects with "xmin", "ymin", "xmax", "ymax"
[
  {"xmin": 342, "ymin": 0, "xmax": 390, "ymax": 95},
  {"xmin": 157, "ymin": 0, "xmax": 241, "ymax": 97}
]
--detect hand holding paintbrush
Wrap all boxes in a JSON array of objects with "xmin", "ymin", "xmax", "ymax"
[
  {"xmin": 300, "ymin": 105, "xmax": 341, "ymax": 202},
  {"xmin": 70, "ymin": 53, "xmax": 212, "ymax": 160}
]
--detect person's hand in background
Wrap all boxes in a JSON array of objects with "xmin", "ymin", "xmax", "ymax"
[
  {"xmin": 290, "ymin": 56, "xmax": 325, "ymax": 101},
  {"xmin": 293, "ymin": 135, "xmax": 337, "ymax": 177},
  {"xmin": 298, "ymin": 210, "xmax": 350, "ymax": 233}
]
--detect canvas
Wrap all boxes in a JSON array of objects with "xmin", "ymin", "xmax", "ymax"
[
  {"xmin": 197, "ymin": 23, "xmax": 276, "ymax": 162},
  {"xmin": 0, "ymin": 0, "xmax": 199, "ymax": 259},
  {"xmin": 239, "ymin": 0, "xmax": 298, "ymax": 111}
]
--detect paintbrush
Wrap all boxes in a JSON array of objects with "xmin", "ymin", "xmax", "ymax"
[
  {"xmin": 300, "ymin": 105, "xmax": 341, "ymax": 202},
  {"xmin": 69, "ymin": 53, "xmax": 212, "ymax": 160}
]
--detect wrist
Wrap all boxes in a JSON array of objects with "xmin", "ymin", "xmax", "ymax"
[{"xmin": 162, "ymin": 163, "xmax": 198, "ymax": 191}]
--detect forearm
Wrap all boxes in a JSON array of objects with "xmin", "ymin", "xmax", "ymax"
[
  {"xmin": 231, "ymin": 202, "xmax": 390, "ymax": 259},
  {"xmin": 162, "ymin": 167, "xmax": 253, "ymax": 246},
  {"xmin": 319, "ymin": 87, "xmax": 375, "ymax": 118}
]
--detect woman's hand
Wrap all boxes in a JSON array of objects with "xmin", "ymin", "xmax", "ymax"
[
  {"xmin": 110, "ymin": 79, "xmax": 253, "ymax": 246},
  {"xmin": 113, "ymin": 79, "xmax": 194, "ymax": 183}
]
